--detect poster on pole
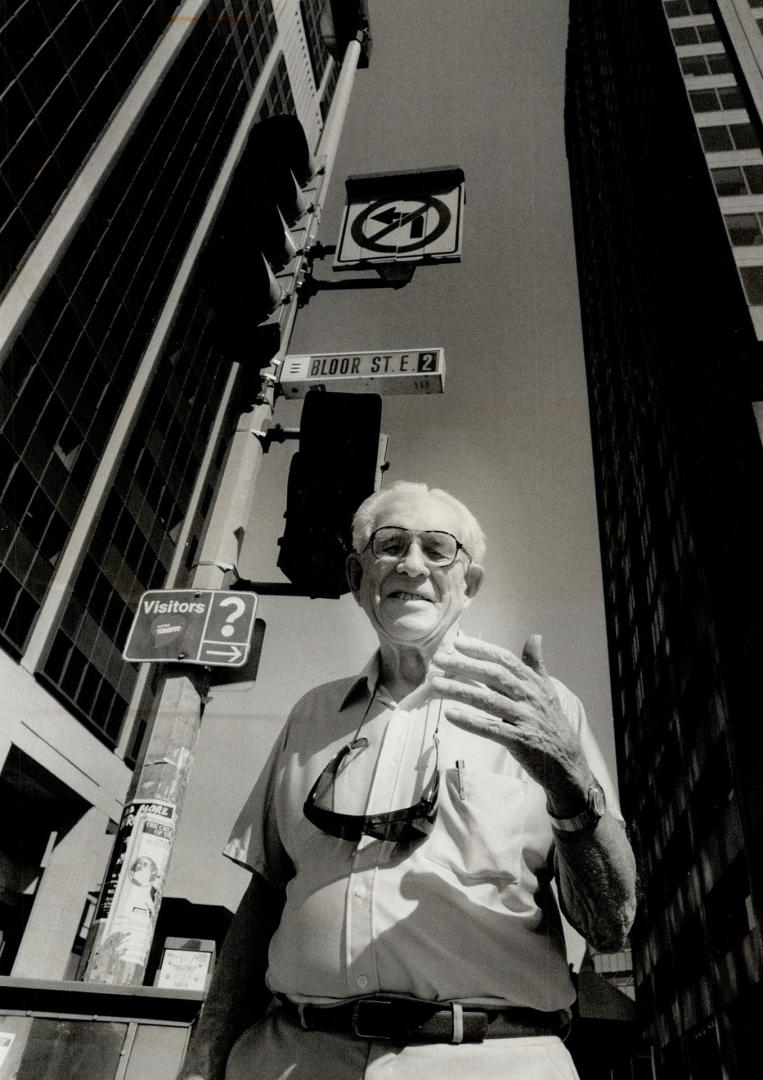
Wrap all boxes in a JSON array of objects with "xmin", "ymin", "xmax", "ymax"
[{"xmin": 92, "ymin": 800, "xmax": 175, "ymax": 972}]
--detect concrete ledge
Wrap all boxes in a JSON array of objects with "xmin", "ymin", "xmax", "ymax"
[{"xmin": 0, "ymin": 977, "xmax": 204, "ymax": 1023}]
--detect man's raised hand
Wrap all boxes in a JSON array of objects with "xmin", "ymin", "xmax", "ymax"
[{"xmin": 430, "ymin": 634, "xmax": 593, "ymax": 816}]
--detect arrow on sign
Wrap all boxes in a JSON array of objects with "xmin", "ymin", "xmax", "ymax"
[
  {"xmin": 369, "ymin": 204, "xmax": 428, "ymax": 243},
  {"xmin": 203, "ymin": 644, "xmax": 244, "ymax": 663},
  {"xmin": 349, "ymin": 196, "xmax": 452, "ymax": 255}
]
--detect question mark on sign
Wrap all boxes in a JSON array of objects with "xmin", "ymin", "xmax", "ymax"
[{"xmin": 219, "ymin": 597, "xmax": 246, "ymax": 638}]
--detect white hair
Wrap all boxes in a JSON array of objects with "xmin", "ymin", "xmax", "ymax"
[{"xmin": 351, "ymin": 481, "xmax": 486, "ymax": 563}]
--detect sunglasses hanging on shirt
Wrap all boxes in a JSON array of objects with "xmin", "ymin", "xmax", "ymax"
[{"xmin": 303, "ymin": 734, "xmax": 440, "ymax": 844}]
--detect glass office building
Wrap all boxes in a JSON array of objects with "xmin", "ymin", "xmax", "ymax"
[
  {"xmin": 566, "ymin": 1, "xmax": 763, "ymax": 1076},
  {"xmin": 0, "ymin": 0, "xmax": 357, "ymax": 979}
]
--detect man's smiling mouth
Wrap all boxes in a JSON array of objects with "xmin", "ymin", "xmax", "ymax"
[{"xmin": 387, "ymin": 591, "xmax": 432, "ymax": 602}]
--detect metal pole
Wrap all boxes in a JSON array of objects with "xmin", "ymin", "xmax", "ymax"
[{"xmin": 80, "ymin": 31, "xmax": 366, "ymax": 986}]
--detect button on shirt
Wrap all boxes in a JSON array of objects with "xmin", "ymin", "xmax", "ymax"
[{"xmin": 224, "ymin": 655, "xmax": 622, "ymax": 1012}]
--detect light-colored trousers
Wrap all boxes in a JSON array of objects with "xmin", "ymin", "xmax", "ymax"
[{"xmin": 226, "ymin": 1010, "xmax": 580, "ymax": 1080}]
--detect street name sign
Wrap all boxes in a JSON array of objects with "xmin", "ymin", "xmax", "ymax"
[
  {"xmin": 334, "ymin": 167, "xmax": 465, "ymax": 270},
  {"xmin": 280, "ymin": 348, "xmax": 445, "ymax": 398},
  {"xmin": 123, "ymin": 589, "xmax": 257, "ymax": 667}
]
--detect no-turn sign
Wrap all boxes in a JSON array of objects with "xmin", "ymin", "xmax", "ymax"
[{"xmin": 334, "ymin": 167, "xmax": 465, "ymax": 270}]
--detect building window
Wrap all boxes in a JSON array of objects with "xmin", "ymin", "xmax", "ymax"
[
  {"xmin": 665, "ymin": 0, "xmax": 712, "ymax": 14},
  {"xmin": 681, "ymin": 52, "xmax": 733, "ymax": 77},
  {"xmin": 320, "ymin": 61, "xmax": 340, "ymax": 120},
  {"xmin": 705, "ymin": 855, "xmax": 752, "ymax": 957},
  {"xmin": 708, "ymin": 53, "xmax": 733, "ymax": 74},
  {"xmin": 718, "ymin": 86, "xmax": 745, "ymax": 110},
  {"xmin": 726, "ymin": 983, "xmax": 763, "ymax": 1078},
  {"xmin": 257, "ymin": 54, "xmax": 296, "ymax": 119},
  {"xmin": 631, "ymin": 629, "xmax": 640, "ymax": 667},
  {"xmin": 681, "ymin": 55, "xmax": 707, "ymax": 77},
  {"xmin": 689, "ymin": 89, "xmax": 719, "ymax": 113},
  {"xmin": 690, "ymin": 86, "xmax": 744, "ymax": 113},
  {"xmin": 700, "ymin": 122, "xmax": 759, "ymax": 153},
  {"xmin": 237, "ymin": 0, "xmax": 278, "ymax": 84},
  {"xmin": 711, "ymin": 164, "xmax": 763, "ymax": 195},
  {"xmin": 673, "ymin": 912, "xmax": 706, "ymax": 992},
  {"xmin": 300, "ymin": 0, "xmax": 330, "ymax": 87},
  {"xmin": 725, "ymin": 212, "xmax": 763, "ymax": 245},
  {"xmin": 701, "ymin": 124, "xmax": 734, "ymax": 152},
  {"xmin": 651, "ymin": 598, "xmax": 665, "ymax": 655},
  {"xmin": 646, "ymin": 551, "xmax": 658, "ymax": 599},
  {"xmin": 672, "ymin": 26, "xmax": 701, "ymax": 46},
  {"xmin": 691, "ymin": 736, "xmax": 732, "ymax": 845},
  {"xmin": 665, "ymin": 16, "xmax": 713, "ymax": 38},
  {"xmin": 739, "ymin": 265, "xmax": 763, "ymax": 304}
]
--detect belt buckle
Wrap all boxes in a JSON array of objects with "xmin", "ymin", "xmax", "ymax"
[{"xmin": 352, "ymin": 998, "xmax": 391, "ymax": 1040}]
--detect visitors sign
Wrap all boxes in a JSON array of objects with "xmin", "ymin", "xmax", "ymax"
[{"xmin": 123, "ymin": 589, "xmax": 257, "ymax": 666}]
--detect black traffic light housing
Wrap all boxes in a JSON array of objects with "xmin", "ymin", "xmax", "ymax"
[
  {"xmin": 322, "ymin": 1, "xmax": 372, "ymax": 67},
  {"xmin": 278, "ymin": 391, "xmax": 383, "ymax": 597},
  {"xmin": 203, "ymin": 114, "xmax": 318, "ymax": 349}
]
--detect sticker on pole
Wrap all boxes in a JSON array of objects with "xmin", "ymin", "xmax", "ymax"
[
  {"xmin": 123, "ymin": 589, "xmax": 257, "ymax": 666},
  {"xmin": 89, "ymin": 800, "xmax": 175, "ymax": 977}
]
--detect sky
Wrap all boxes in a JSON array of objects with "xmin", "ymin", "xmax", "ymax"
[{"xmin": 165, "ymin": 0, "xmax": 613, "ymax": 917}]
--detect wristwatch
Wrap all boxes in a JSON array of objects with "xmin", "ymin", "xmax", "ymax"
[{"xmin": 549, "ymin": 779, "xmax": 606, "ymax": 833}]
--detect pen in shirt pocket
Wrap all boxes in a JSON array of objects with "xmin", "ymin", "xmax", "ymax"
[{"xmin": 455, "ymin": 759, "xmax": 465, "ymax": 799}]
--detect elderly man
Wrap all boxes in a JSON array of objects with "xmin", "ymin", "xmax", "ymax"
[{"xmin": 179, "ymin": 481, "xmax": 636, "ymax": 1080}]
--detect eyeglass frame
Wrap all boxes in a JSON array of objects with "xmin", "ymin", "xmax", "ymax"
[
  {"xmin": 303, "ymin": 734, "xmax": 440, "ymax": 843},
  {"xmin": 362, "ymin": 525, "xmax": 472, "ymax": 568}
]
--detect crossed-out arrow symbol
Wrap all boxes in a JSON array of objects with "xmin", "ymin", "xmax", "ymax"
[
  {"xmin": 368, "ymin": 203, "xmax": 428, "ymax": 243},
  {"xmin": 349, "ymin": 194, "xmax": 451, "ymax": 256}
]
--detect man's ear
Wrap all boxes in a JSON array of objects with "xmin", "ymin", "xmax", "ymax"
[
  {"xmin": 464, "ymin": 562, "xmax": 484, "ymax": 599},
  {"xmin": 346, "ymin": 552, "xmax": 364, "ymax": 601}
]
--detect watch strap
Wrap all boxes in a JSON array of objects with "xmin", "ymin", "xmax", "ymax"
[{"xmin": 549, "ymin": 779, "xmax": 606, "ymax": 833}]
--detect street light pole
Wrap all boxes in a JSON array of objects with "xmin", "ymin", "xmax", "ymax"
[{"xmin": 80, "ymin": 30, "xmax": 368, "ymax": 986}]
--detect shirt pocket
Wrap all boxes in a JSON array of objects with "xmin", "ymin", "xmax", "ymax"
[{"xmin": 424, "ymin": 767, "xmax": 527, "ymax": 883}]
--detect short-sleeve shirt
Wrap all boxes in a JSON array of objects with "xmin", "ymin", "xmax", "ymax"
[{"xmin": 224, "ymin": 655, "xmax": 622, "ymax": 1011}]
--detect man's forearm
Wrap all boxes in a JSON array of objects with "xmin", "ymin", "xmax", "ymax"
[
  {"xmin": 554, "ymin": 812, "xmax": 637, "ymax": 952},
  {"xmin": 178, "ymin": 872, "xmax": 284, "ymax": 1080}
]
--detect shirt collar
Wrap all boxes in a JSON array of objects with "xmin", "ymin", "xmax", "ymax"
[
  {"xmin": 341, "ymin": 629, "xmax": 469, "ymax": 711},
  {"xmin": 337, "ymin": 651, "xmax": 437, "ymax": 713},
  {"xmin": 338, "ymin": 653, "xmax": 381, "ymax": 710}
]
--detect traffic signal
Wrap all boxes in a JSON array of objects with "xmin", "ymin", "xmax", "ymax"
[
  {"xmin": 321, "ymin": 1, "xmax": 372, "ymax": 66},
  {"xmin": 203, "ymin": 114, "xmax": 318, "ymax": 351},
  {"xmin": 278, "ymin": 391, "xmax": 384, "ymax": 597}
]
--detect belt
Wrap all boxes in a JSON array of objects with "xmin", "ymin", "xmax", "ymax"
[{"xmin": 280, "ymin": 995, "xmax": 570, "ymax": 1044}]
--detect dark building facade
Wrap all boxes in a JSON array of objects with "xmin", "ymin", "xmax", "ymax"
[
  {"xmin": 566, "ymin": 1, "xmax": 763, "ymax": 1076},
  {"xmin": 0, "ymin": 0, "xmax": 354, "ymax": 979}
]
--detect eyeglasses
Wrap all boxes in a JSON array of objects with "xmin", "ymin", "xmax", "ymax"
[
  {"xmin": 303, "ymin": 735, "xmax": 440, "ymax": 843},
  {"xmin": 364, "ymin": 526, "xmax": 471, "ymax": 568}
]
